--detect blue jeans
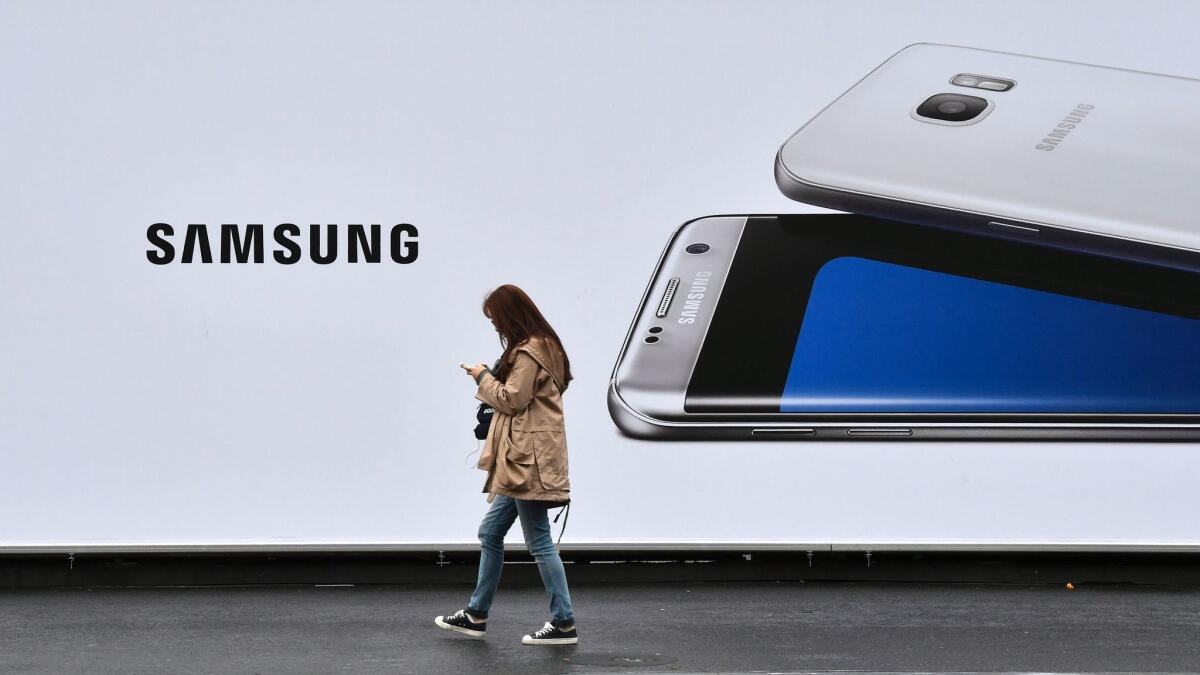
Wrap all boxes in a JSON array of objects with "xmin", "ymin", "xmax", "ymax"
[{"xmin": 467, "ymin": 494, "xmax": 575, "ymax": 628}]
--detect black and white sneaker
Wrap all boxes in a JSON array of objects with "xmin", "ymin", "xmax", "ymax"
[
  {"xmin": 434, "ymin": 609, "xmax": 486, "ymax": 639},
  {"xmin": 521, "ymin": 621, "xmax": 578, "ymax": 645}
]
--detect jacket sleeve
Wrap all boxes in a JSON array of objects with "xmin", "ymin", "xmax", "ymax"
[{"xmin": 475, "ymin": 350, "xmax": 539, "ymax": 416}]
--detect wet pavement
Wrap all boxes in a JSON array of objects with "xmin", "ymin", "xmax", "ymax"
[{"xmin": 2, "ymin": 580, "xmax": 1199, "ymax": 673}]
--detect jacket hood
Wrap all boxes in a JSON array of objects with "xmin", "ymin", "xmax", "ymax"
[{"xmin": 516, "ymin": 336, "xmax": 568, "ymax": 391}]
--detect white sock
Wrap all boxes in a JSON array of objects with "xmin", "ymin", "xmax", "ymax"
[{"xmin": 467, "ymin": 612, "xmax": 486, "ymax": 623}]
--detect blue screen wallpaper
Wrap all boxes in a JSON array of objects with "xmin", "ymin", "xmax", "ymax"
[{"xmin": 781, "ymin": 257, "xmax": 1200, "ymax": 413}]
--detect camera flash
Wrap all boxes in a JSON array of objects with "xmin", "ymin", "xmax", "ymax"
[{"xmin": 952, "ymin": 73, "xmax": 1015, "ymax": 91}]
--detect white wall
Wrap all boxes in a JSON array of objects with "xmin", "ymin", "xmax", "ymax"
[{"xmin": 2, "ymin": 0, "xmax": 1198, "ymax": 550}]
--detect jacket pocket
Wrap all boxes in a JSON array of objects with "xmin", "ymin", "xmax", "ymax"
[
  {"xmin": 495, "ymin": 429, "xmax": 536, "ymax": 491},
  {"xmin": 532, "ymin": 429, "xmax": 569, "ymax": 491}
]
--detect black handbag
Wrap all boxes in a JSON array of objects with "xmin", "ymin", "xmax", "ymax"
[
  {"xmin": 473, "ymin": 401, "xmax": 494, "ymax": 440},
  {"xmin": 473, "ymin": 360, "xmax": 501, "ymax": 440}
]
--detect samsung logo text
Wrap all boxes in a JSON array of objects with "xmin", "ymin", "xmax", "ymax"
[
  {"xmin": 1035, "ymin": 104, "xmax": 1094, "ymax": 151},
  {"xmin": 677, "ymin": 271, "xmax": 712, "ymax": 324},
  {"xmin": 146, "ymin": 223, "xmax": 418, "ymax": 264}
]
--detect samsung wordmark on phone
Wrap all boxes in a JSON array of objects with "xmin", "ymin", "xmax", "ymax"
[{"xmin": 1035, "ymin": 103, "xmax": 1093, "ymax": 151}]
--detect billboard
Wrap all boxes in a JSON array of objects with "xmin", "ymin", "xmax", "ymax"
[{"xmin": 2, "ymin": 1, "xmax": 1198, "ymax": 552}]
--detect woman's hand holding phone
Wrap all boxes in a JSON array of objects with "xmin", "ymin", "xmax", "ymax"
[{"xmin": 461, "ymin": 362, "xmax": 488, "ymax": 380}]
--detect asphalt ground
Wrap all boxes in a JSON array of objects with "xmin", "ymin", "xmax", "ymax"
[{"xmin": 2, "ymin": 580, "xmax": 1198, "ymax": 674}]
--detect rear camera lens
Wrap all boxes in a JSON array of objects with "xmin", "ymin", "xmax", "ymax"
[
  {"xmin": 648, "ymin": 326, "xmax": 663, "ymax": 334},
  {"xmin": 936, "ymin": 100, "xmax": 967, "ymax": 114},
  {"xmin": 685, "ymin": 243, "xmax": 710, "ymax": 254},
  {"xmin": 915, "ymin": 93, "xmax": 990, "ymax": 123},
  {"xmin": 644, "ymin": 336, "xmax": 660, "ymax": 344}
]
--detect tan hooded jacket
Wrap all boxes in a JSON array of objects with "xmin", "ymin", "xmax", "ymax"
[{"xmin": 474, "ymin": 336, "xmax": 570, "ymax": 504}]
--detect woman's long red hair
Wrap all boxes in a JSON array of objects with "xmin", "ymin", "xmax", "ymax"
[{"xmin": 483, "ymin": 284, "xmax": 572, "ymax": 388}]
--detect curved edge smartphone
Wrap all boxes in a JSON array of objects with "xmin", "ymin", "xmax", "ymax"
[
  {"xmin": 608, "ymin": 214, "xmax": 1200, "ymax": 441},
  {"xmin": 609, "ymin": 215, "xmax": 747, "ymax": 440},
  {"xmin": 774, "ymin": 43, "xmax": 1200, "ymax": 271}
]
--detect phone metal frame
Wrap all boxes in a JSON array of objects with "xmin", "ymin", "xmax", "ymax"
[{"xmin": 607, "ymin": 215, "xmax": 1200, "ymax": 441}]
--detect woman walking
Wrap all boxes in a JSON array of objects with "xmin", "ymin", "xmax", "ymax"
[{"xmin": 436, "ymin": 284, "xmax": 578, "ymax": 646}]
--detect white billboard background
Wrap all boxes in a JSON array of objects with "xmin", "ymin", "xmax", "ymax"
[{"xmin": 2, "ymin": 1, "xmax": 1198, "ymax": 549}]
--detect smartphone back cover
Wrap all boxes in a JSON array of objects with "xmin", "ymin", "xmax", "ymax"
[{"xmin": 777, "ymin": 43, "xmax": 1200, "ymax": 256}]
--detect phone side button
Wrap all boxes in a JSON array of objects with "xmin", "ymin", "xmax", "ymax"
[
  {"xmin": 988, "ymin": 221, "xmax": 1040, "ymax": 235},
  {"xmin": 847, "ymin": 428, "xmax": 913, "ymax": 437},
  {"xmin": 752, "ymin": 428, "xmax": 816, "ymax": 438}
]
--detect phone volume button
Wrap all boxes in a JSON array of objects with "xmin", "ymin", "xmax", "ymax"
[
  {"xmin": 988, "ymin": 221, "xmax": 1040, "ymax": 235},
  {"xmin": 847, "ymin": 428, "xmax": 913, "ymax": 437},
  {"xmin": 752, "ymin": 428, "xmax": 816, "ymax": 438}
]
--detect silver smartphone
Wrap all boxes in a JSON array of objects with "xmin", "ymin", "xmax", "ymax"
[
  {"xmin": 774, "ymin": 43, "xmax": 1200, "ymax": 270},
  {"xmin": 608, "ymin": 214, "xmax": 1200, "ymax": 441}
]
